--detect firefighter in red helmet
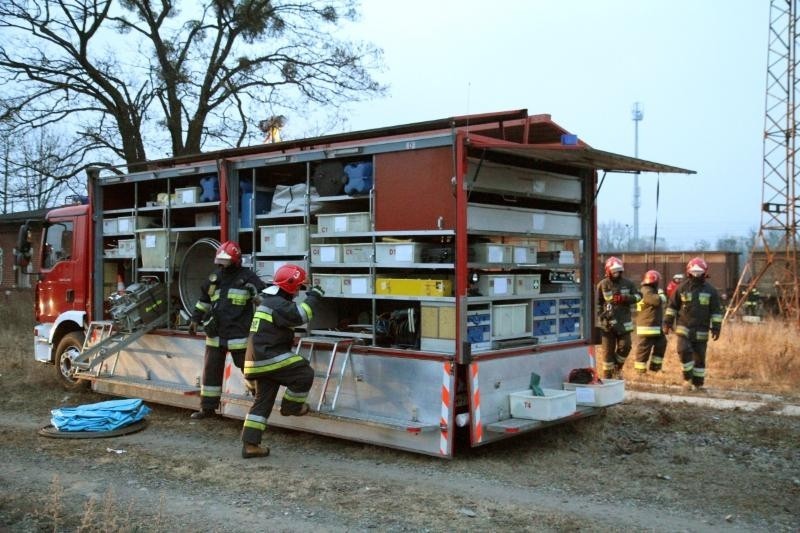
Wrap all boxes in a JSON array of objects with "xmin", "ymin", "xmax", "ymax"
[
  {"xmin": 241, "ymin": 264, "xmax": 325, "ymax": 458},
  {"xmin": 663, "ymin": 257, "xmax": 723, "ymax": 392},
  {"xmin": 595, "ymin": 256, "xmax": 641, "ymax": 379},
  {"xmin": 188, "ymin": 241, "xmax": 266, "ymax": 419},
  {"xmin": 633, "ymin": 270, "xmax": 668, "ymax": 373}
]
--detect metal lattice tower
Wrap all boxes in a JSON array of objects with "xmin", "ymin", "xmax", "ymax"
[{"xmin": 727, "ymin": 0, "xmax": 800, "ymax": 325}]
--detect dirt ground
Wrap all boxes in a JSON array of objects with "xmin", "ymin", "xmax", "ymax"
[{"xmin": 1, "ymin": 363, "xmax": 799, "ymax": 533}]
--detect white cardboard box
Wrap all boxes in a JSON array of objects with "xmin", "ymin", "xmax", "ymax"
[
  {"xmin": 563, "ymin": 379, "xmax": 625, "ymax": 407},
  {"xmin": 509, "ymin": 388, "xmax": 577, "ymax": 421}
]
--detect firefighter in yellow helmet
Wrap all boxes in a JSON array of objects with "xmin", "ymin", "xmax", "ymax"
[
  {"xmin": 663, "ymin": 257, "xmax": 723, "ymax": 392},
  {"xmin": 595, "ymin": 256, "xmax": 641, "ymax": 379},
  {"xmin": 241, "ymin": 264, "xmax": 324, "ymax": 458},
  {"xmin": 633, "ymin": 270, "xmax": 668, "ymax": 373}
]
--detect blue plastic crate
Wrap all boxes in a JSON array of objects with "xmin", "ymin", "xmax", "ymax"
[
  {"xmin": 467, "ymin": 312, "xmax": 491, "ymax": 326},
  {"xmin": 559, "ymin": 298, "xmax": 582, "ymax": 317},
  {"xmin": 559, "ymin": 316, "xmax": 581, "ymax": 334},
  {"xmin": 533, "ymin": 299, "xmax": 558, "ymax": 317},
  {"xmin": 533, "ymin": 318, "xmax": 557, "ymax": 335},
  {"xmin": 467, "ymin": 324, "xmax": 491, "ymax": 343}
]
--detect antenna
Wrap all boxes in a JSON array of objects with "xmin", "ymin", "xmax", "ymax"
[
  {"xmin": 726, "ymin": 0, "xmax": 800, "ymax": 325},
  {"xmin": 631, "ymin": 102, "xmax": 644, "ymax": 244}
]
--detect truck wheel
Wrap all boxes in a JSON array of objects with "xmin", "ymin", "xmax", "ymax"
[{"xmin": 55, "ymin": 331, "xmax": 89, "ymax": 390}]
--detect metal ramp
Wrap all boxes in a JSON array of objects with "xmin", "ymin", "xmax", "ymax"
[
  {"xmin": 72, "ymin": 314, "xmax": 167, "ymax": 377},
  {"xmin": 294, "ymin": 336, "xmax": 354, "ymax": 412}
]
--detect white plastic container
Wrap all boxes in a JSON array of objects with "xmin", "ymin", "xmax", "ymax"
[
  {"xmin": 311, "ymin": 273, "xmax": 343, "ymax": 296},
  {"xmin": 375, "ymin": 242, "xmax": 423, "ymax": 263},
  {"xmin": 341, "ymin": 243, "xmax": 373, "ymax": 263},
  {"xmin": 341, "ymin": 274, "xmax": 372, "ymax": 295},
  {"xmin": 563, "ymin": 379, "xmax": 625, "ymax": 407},
  {"xmin": 509, "ymin": 388, "xmax": 577, "ymax": 421},
  {"xmin": 477, "ymin": 274, "xmax": 514, "ymax": 297},
  {"xmin": 316, "ymin": 212, "xmax": 370, "ymax": 234},
  {"xmin": 492, "ymin": 303, "xmax": 529, "ymax": 337},
  {"xmin": 514, "ymin": 274, "xmax": 541, "ymax": 296},
  {"xmin": 310, "ymin": 244, "xmax": 342, "ymax": 263},
  {"xmin": 255, "ymin": 259, "xmax": 308, "ymax": 280},
  {"xmin": 260, "ymin": 224, "xmax": 312, "ymax": 254},
  {"xmin": 470, "ymin": 243, "xmax": 512, "ymax": 263}
]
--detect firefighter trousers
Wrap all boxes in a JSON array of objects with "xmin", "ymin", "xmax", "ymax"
[
  {"xmin": 199, "ymin": 343, "xmax": 246, "ymax": 411},
  {"xmin": 676, "ymin": 336, "xmax": 708, "ymax": 386},
  {"xmin": 241, "ymin": 362, "xmax": 314, "ymax": 446},
  {"xmin": 633, "ymin": 335, "xmax": 667, "ymax": 372},
  {"xmin": 600, "ymin": 331, "xmax": 631, "ymax": 376}
]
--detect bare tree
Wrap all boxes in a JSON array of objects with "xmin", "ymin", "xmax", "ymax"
[
  {"xmin": 0, "ymin": 0, "xmax": 385, "ymax": 177},
  {"xmin": 0, "ymin": 127, "xmax": 84, "ymax": 210},
  {"xmin": 598, "ymin": 220, "xmax": 632, "ymax": 252}
]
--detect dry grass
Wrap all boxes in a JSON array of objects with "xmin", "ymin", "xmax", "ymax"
[{"xmin": 625, "ymin": 318, "xmax": 800, "ymax": 397}]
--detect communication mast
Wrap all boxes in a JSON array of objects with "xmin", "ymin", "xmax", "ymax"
[
  {"xmin": 726, "ymin": 0, "xmax": 800, "ymax": 325},
  {"xmin": 631, "ymin": 102, "xmax": 643, "ymax": 243}
]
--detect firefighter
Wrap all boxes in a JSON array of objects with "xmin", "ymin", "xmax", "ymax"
[
  {"xmin": 663, "ymin": 257, "xmax": 723, "ymax": 392},
  {"xmin": 666, "ymin": 273, "xmax": 684, "ymax": 299},
  {"xmin": 595, "ymin": 256, "xmax": 641, "ymax": 379},
  {"xmin": 241, "ymin": 264, "xmax": 324, "ymax": 458},
  {"xmin": 633, "ymin": 270, "xmax": 668, "ymax": 373},
  {"xmin": 188, "ymin": 241, "xmax": 266, "ymax": 419}
]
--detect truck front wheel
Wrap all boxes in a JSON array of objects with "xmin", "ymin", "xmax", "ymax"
[{"xmin": 55, "ymin": 331, "xmax": 89, "ymax": 390}]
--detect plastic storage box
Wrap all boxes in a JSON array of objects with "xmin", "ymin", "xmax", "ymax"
[
  {"xmin": 470, "ymin": 243, "xmax": 512, "ymax": 263},
  {"xmin": 509, "ymin": 388, "xmax": 577, "ymax": 421},
  {"xmin": 492, "ymin": 303, "xmax": 529, "ymax": 337},
  {"xmin": 138, "ymin": 229, "xmax": 175, "ymax": 269},
  {"xmin": 375, "ymin": 242, "xmax": 423, "ymax": 263},
  {"xmin": 375, "ymin": 278, "xmax": 453, "ymax": 297},
  {"xmin": 311, "ymin": 273, "xmax": 343, "ymax": 295},
  {"xmin": 563, "ymin": 379, "xmax": 624, "ymax": 407},
  {"xmin": 514, "ymin": 274, "xmax": 541, "ymax": 296},
  {"xmin": 341, "ymin": 243, "xmax": 373, "ymax": 263},
  {"xmin": 175, "ymin": 186, "xmax": 201, "ymax": 205},
  {"xmin": 260, "ymin": 224, "xmax": 313, "ymax": 254},
  {"xmin": 476, "ymin": 274, "xmax": 514, "ymax": 297},
  {"xmin": 255, "ymin": 259, "xmax": 308, "ymax": 280},
  {"xmin": 341, "ymin": 274, "xmax": 372, "ymax": 295},
  {"xmin": 316, "ymin": 212, "xmax": 370, "ymax": 234},
  {"xmin": 310, "ymin": 244, "xmax": 342, "ymax": 263}
]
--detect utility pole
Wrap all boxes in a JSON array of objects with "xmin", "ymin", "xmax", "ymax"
[{"xmin": 631, "ymin": 102, "xmax": 644, "ymax": 244}]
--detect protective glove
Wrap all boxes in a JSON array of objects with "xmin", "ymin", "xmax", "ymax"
[
  {"xmin": 612, "ymin": 293, "xmax": 627, "ymax": 305},
  {"xmin": 711, "ymin": 330, "xmax": 720, "ymax": 341},
  {"xmin": 188, "ymin": 321, "xmax": 198, "ymax": 336},
  {"xmin": 662, "ymin": 323, "xmax": 672, "ymax": 335},
  {"xmin": 308, "ymin": 285, "xmax": 325, "ymax": 298}
]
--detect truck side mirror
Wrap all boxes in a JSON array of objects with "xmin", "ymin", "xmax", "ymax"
[{"xmin": 15, "ymin": 221, "xmax": 32, "ymax": 268}]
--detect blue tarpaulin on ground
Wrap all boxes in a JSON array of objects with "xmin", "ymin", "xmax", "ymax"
[{"xmin": 51, "ymin": 398, "xmax": 151, "ymax": 432}]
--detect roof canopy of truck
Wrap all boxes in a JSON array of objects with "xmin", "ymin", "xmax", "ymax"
[{"xmin": 114, "ymin": 108, "xmax": 693, "ymax": 176}]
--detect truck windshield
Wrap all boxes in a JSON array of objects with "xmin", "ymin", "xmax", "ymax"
[{"xmin": 43, "ymin": 222, "xmax": 74, "ymax": 269}]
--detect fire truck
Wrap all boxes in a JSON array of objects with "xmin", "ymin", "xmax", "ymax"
[{"xmin": 17, "ymin": 109, "xmax": 692, "ymax": 457}]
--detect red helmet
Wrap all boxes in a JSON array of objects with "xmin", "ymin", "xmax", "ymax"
[
  {"xmin": 642, "ymin": 270, "xmax": 661, "ymax": 285},
  {"xmin": 604, "ymin": 256, "xmax": 624, "ymax": 277},
  {"xmin": 215, "ymin": 241, "xmax": 242, "ymax": 266},
  {"xmin": 273, "ymin": 264, "xmax": 307, "ymax": 295},
  {"xmin": 686, "ymin": 257, "xmax": 708, "ymax": 278}
]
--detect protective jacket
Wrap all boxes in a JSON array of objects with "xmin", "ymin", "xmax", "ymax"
[
  {"xmin": 191, "ymin": 265, "xmax": 266, "ymax": 342},
  {"xmin": 595, "ymin": 277, "xmax": 641, "ymax": 334},
  {"xmin": 636, "ymin": 284, "xmax": 666, "ymax": 336},
  {"xmin": 244, "ymin": 288, "xmax": 322, "ymax": 378},
  {"xmin": 663, "ymin": 278, "xmax": 723, "ymax": 341}
]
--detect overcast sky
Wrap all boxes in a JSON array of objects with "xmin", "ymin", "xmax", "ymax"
[{"xmin": 328, "ymin": 0, "xmax": 768, "ymax": 248}]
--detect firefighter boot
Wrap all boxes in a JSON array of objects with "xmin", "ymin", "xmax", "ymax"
[
  {"xmin": 280, "ymin": 402, "xmax": 310, "ymax": 416},
  {"xmin": 190, "ymin": 409, "xmax": 217, "ymax": 420},
  {"xmin": 242, "ymin": 443, "xmax": 270, "ymax": 459}
]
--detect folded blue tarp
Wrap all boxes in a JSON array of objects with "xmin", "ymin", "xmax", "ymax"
[{"xmin": 51, "ymin": 398, "xmax": 151, "ymax": 432}]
